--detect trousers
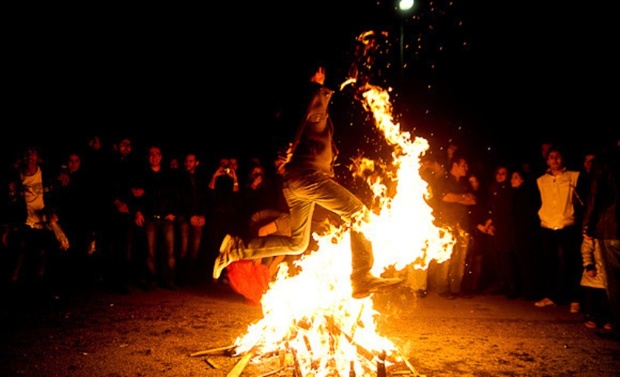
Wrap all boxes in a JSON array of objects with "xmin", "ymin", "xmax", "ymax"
[{"xmin": 237, "ymin": 170, "xmax": 374, "ymax": 278}]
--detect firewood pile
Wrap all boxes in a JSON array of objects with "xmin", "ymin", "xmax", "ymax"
[{"xmin": 191, "ymin": 337, "xmax": 425, "ymax": 376}]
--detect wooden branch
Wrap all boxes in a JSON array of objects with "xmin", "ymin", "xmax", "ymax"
[
  {"xmin": 397, "ymin": 349, "xmax": 425, "ymax": 377},
  {"xmin": 190, "ymin": 344, "xmax": 235, "ymax": 357},
  {"xmin": 325, "ymin": 317, "xmax": 375, "ymax": 362},
  {"xmin": 227, "ymin": 350, "xmax": 255, "ymax": 377},
  {"xmin": 291, "ymin": 348, "xmax": 302, "ymax": 377},
  {"xmin": 349, "ymin": 302, "xmax": 365, "ymax": 339},
  {"xmin": 257, "ymin": 367, "xmax": 284, "ymax": 377},
  {"xmin": 205, "ymin": 359, "xmax": 220, "ymax": 369}
]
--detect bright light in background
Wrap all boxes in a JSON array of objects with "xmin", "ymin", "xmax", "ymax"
[{"xmin": 399, "ymin": 0, "xmax": 414, "ymax": 11}]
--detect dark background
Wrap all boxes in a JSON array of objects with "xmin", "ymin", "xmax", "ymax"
[{"xmin": 4, "ymin": 1, "xmax": 613, "ymax": 168}]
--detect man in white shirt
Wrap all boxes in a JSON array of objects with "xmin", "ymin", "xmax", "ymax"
[{"xmin": 535, "ymin": 147, "xmax": 583, "ymax": 313}]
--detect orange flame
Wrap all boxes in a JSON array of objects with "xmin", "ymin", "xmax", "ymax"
[{"xmin": 233, "ymin": 84, "xmax": 454, "ymax": 376}]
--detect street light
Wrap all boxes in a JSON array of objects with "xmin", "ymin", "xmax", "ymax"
[{"xmin": 398, "ymin": 0, "xmax": 414, "ymax": 88}]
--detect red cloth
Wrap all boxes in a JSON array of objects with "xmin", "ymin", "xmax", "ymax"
[{"xmin": 226, "ymin": 260, "xmax": 271, "ymax": 305}]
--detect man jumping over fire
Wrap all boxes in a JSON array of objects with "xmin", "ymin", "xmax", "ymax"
[{"xmin": 213, "ymin": 60, "xmax": 402, "ymax": 299}]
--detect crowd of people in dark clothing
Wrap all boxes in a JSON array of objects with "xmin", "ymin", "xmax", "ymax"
[
  {"xmin": 415, "ymin": 135, "xmax": 620, "ymax": 341},
  {"xmin": 0, "ymin": 133, "xmax": 285, "ymax": 298},
  {"xmin": 1, "ymin": 130, "xmax": 618, "ymax": 340}
]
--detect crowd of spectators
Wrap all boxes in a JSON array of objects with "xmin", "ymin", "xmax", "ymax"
[
  {"xmin": 0, "ymin": 130, "xmax": 618, "ymax": 339},
  {"xmin": 0, "ymin": 132, "xmax": 281, "ymax": 300}
]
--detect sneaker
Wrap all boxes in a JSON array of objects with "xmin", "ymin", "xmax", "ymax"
[
  {"xmin": 351, "ymin": 275, "xmax": 403, "ymax": 299},
  {"xmin": 585, "ymin": 320, "xmax": 597, "ymax": 329},
  {"xmin": 570, "ymin": 302, "xmax": 581, "ymax": 314},
  {"xmin": 534, "ymin": 297, "xmax": 556, "ymax": 307},
  {"xmin": 603, "ymin": 323, "xmax": 612, "ymax": 331},
  {"xmin": 212, "ymin": 234, "xmax": 242, "ymax": 279}
]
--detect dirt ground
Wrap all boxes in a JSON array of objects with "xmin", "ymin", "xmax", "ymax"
[{"xmin": 1, "ymin": 280, "xmax": 619, "ymax": 377}]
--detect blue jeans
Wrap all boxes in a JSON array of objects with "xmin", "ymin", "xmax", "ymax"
[
  {"xmin": 237, "ymin": 171, "xmax": 374, "ymax": 278},
  {"xmin": 144, "ymin": 218, "xmax": 175, "ymax": 282},
  {"xmin": 434, "ymin": 225, "xmax": 470, "ymax": 294},
  {"xmin": 178, "ymin": 221, "xmax": 203, "ymax": 262}
]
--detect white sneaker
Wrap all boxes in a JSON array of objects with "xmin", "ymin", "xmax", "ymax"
[
  {"xmin": 212, "ymin": 235, "xmax": 241, "ymax": 279},
  {"xmin": 534, "ymin": 297, "xmax": 556, "ymax": 307}
]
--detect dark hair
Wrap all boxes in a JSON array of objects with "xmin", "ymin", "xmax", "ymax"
[
  {"xmin": 450, "ymin": 150, "xmax": 468, "ymax": 167},
  {"xmin": 513, "ymin": 168, "xmax": 531, "ymax": 181}
]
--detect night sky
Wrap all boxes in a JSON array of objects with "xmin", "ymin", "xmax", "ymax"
[{"xmin": 5, "ymin": 1, "xmax": 613, "ymax": 168}]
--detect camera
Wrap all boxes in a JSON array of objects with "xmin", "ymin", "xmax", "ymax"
[{"xmin": 225, "ymin": 168, "xmax": 231, "ymax": 174}]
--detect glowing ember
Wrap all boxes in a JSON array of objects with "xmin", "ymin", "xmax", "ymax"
[{"xmin": 232, "ymin": 80, "xmax": 454, "ymax": 376}]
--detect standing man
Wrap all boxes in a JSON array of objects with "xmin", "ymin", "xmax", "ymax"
[
  {"xmin": 6, "ymin": 145, "xmax": 60, "ymax": 292},
  {"xmin": 104, "ymin": 136, "xmax": 140, "ymax": 294},
  {"xmin": 582, "ymin": 137, "xmax": 620, "ymax": 340},
  {"xmin": 213, "ymin": 62, "xmax": 401, "ymax": 299},
  {"xmin": 534, "ymin": 146, "xmax": 583, "ymax": 313},
  {"xmin": 133, "ymin": 145, "xmax": 180, "ymax": 290},
  {"xmin": 176, "ymin": 152, "xmax": 208, "ymax": 286},
  {"xmin": 432, "ymin": 152, "xmax": 477, "ymax": 299}
]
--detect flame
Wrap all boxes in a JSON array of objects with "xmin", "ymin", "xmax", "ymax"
[{"xmin": 232, "ymin": 83, "xmax": 454, "ymax": 376}]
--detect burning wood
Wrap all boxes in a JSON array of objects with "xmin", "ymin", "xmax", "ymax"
[
  {"xmin": 257, "ymin": 367, "xmax": 285, "ymax": 377},
  {"xmin": 325, "ymin": 314, "xmax": 376, "ymax": 363},
  {"xmin": 189, "ymin": 344, "xmax": 235, "ymax": 357},
  {"xmin": 226, "ymin": 348, "xmax": 256, "ymax": 377},
  {"xmin": 205, "ymin": 359, "xmax": 220, "ymax": 369},
  {"xmin": 397, "ymin": 350, "xmax": 425, "ymax": 377}
]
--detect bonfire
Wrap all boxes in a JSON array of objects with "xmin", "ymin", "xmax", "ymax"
[{"xmin": 208, "ymin": 82, "xmax": 455, "ymax": 377}]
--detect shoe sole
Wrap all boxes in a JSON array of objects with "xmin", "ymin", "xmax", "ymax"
[
  {"xmin": 352, "ymin": 278, "xmax": 403, "ymax": 299},
  {"xmin": 219, "ymin": 234, "xmax": 234, "ymax": 253},
  {"xmin": 213, "ymin": 235, "xmax": 235, "ymax": 279}
]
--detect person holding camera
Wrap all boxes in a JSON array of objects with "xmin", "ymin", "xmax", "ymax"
[{"xmin": 205, "ymin": 155, "xmax": 242, "ymax": 280}]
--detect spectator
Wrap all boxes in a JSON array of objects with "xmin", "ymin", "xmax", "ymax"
[
  {"xmin": 534, "ymin": 146, "xmax": 583, "ymax": 313},
  {"xmin": 580, "ymin": 236, "xmax": 612, "ymax": 331},
  {"xmin": 485, "ymin": 165, "xmax": 519, "ymax": 298},
  {"xmin": 54, "ymin": 151, "xmax": 92, "ymax": 287},
  {"xmin": 103, "ymin": 136, "xmax": 141, "ymax": 294},
  {"xmin": 240, "ymin": 157, "xmax": 290, "ymax": 240},
  {"xmin": 5, "ymin": 145, "xmax": 62, "ymax": 295},
  {"xmin": 80, "ymin": 132, "xmax": 109, "ymax": 262},
  {"xmin": 462, "ymin": 172, "xmax": 492, "ymax": 295},
  {"xmin": 430, "ymin": 151, "xmax": 476, "ymax": 299},
  {"xmin": 175, "ymin": 151, "xmax": 208, "ymax": 286},
  {"xmin": 205, "ymin": 155, "xmax": 243, "ymax": 281},
  {"xmin": 510, "ymin": 169, "xmax": 543, "ymax": 300},
  {"xmin": 133, "ymin": 145, "xmax": 180, "ymax": 290},
  {"xmin": 582, "ymin": 136, "xmax": 620, "ymax": 340}
]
